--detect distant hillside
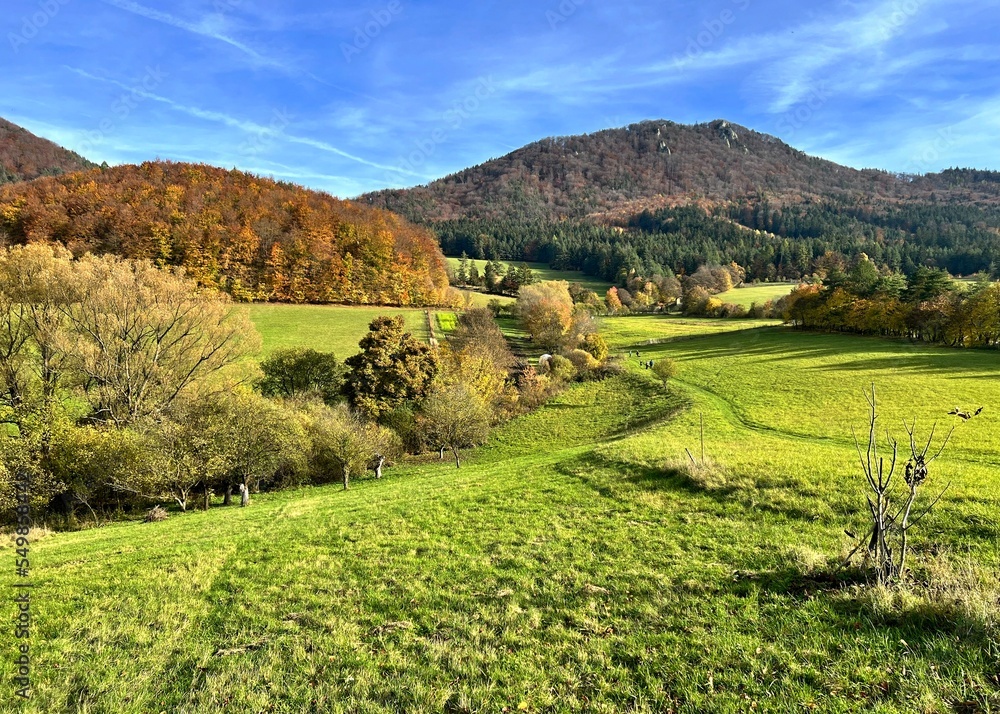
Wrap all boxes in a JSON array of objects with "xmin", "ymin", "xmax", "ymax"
[
  {"xmin": 361, "ymin": 120, "xmax": 1000, "ymax": 282},
  {"xmin": 363, "ymin": 120, "xmax": 914, "ymax": 223},
  {"xmin": 0, "ymin": 161, "xmax": 451, "ymax": 305},
  {"xmin": 0, "ymin": 118, "xmax": 95, "ymax": 184}
]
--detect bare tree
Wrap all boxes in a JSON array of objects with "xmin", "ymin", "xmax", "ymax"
[
  {"xmin": 0, "ymin": 244, "xmax": 76, "ymax": 413},
  {"xmin": 62, "ymin": 254, "xmax": 260, "ymax": 426},
  {"xmin": 846, "ymin": 385, "xmax": 958, "ymax": 585},
  {"xmin": 421, "ymin": 383, "xmax": 492, "ymax": 468}
]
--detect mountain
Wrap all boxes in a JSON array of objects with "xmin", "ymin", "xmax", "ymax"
[
  {"xmin": 362, "ymin": 119, "xmax": 1000, "ymax": 224},
  {"xmin": 0, "ymin": 118, "xmax": 95, "ymax": 185},
  {"xmin": 0, "ymin": 161, "xmax": 450, "ymax": 305},
  {"xmin": 362, "ymin": 120, "xmax": 1000, "ymax": 282}
]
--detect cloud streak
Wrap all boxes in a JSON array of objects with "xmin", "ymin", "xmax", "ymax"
[
  {"xmin": 65, "ymin": 67, "xmax": 428, "ymax": 179},
  {"xmin": 100, "ymin": 0, "xmax": 282, "ymax": 69},
  {"xmin": 5, "ymin": 0, "xmax": 1000, "ymax": 194}
]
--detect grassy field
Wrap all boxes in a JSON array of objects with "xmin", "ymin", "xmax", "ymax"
[
  {"xmin": 4, "ymin": 313, "xmax": 1000, "ymax": 712},
  {"xmin": 600, "ymin": 314, "xmax": 780, "ymax": 349},
  {"xmin": 245, "ymin": 304, "xmax": 432, "ymax": 357},
  {"xmin": 716, "ymin": 282, "xmax": 796, "ymax": 307},
  {"xmin": 434, "ymin": 312, "xmax": 457, "ymax": 335},
  {"xmin": 446, "ymin": 257, "xmax": 614, "ymax": 295},
  {"xmin": 454, "ymin": 288, "xmax": 516, "ymax": 309}
]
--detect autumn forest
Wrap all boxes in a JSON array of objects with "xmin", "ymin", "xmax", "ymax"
[{"xmin": 0, "ymin": 160, "xmax": 451, "ymax": 306}]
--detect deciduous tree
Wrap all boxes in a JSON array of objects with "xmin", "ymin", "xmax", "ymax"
[
  {"xmin": 257, "ymin": 348, "xmax": 344, "ymax": 405},
  {"xmin": 421, "ymin": 383, "xmax": 491, "ymax": 468},
  {"xmin": 514, "ymin": 281, "xmax": 574, "ymax": 351},
  {"xmin": 344, "ymin": 316, "xmax": 438, "ymax": 420}
]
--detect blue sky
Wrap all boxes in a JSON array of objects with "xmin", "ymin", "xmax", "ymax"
[{"xmin": 3, "ymin": 0, "xmax": 999, "ymax": 197}]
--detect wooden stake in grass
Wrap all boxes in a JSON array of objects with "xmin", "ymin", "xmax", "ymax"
[{"xmin": 700, "ymin": 412, "xmax": 705, "ymax": 466}]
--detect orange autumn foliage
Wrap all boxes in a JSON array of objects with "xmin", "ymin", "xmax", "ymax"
[{"xmin": 0, "ymin": 161, "xmax": 450, "ymax": 305}]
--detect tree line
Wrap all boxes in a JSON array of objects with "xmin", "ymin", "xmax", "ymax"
[
  {"xmin": 781, "ymin": 259, "xmax": 1000, "ymax": 348},
  {"xmin": 430, "ymin": 198, "xmax": 1000, "ymax": 289}
]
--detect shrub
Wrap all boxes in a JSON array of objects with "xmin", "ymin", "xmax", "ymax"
[
  {"xmin": 681, "ymin": 285, "xmax": 712, "ymax": 315},
  {"xmin": 747, "ymin": 302, "xmax": 768, "ymax": 319},
  {"xmin": 718, "ymin": 302, "xmax": 748, "ymax": 318},
  {"xmin": 487, "ymin": 298, "xmax": 509, "ymax": 317},
  {"xmin": 565, "ymin": 348, "xmax": 599, "ymax": 376},
  {"xmin": 581, "ymin": 333, "xmax": 609, "ymax": 362},
  {"xmin": 144, "ymin": 505, "xmax": 169, "ymax": 522},
  {"xmin": 704, "ymin": 297, "xmax": 725, "ymax": 316},
  {"xmin": 592, "ymin": 357, "xmax": 626, "ymax": 380},
  {"xmin": 514, "ymin": 364, "xmax": 554, "ymax": 412},
  {"xmin": 382, "ymin": 405, "xmax": 426, "ymax": 454},
  {"xmin": 651, "ymin": 358, "xmax": 678, "ymax": 384},
  {"xmin": 548, "ymin": 354, "xmax": 576, "ymax": 382}
]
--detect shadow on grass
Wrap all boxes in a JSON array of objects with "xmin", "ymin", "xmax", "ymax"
[
  {"xmin": 565, "ymin": 451, "xmax": 836, "ymax": 527},
  {"xmin": 728, "ymin": 565, "xmax": 998, "ymax": 647},
  {"xmin": 560, "ymin": 451, "xmax": 741, "ymax": 503},
  {"xmin": 665, "ymin": 328, "xmax": 1000, "ymax": 379}
]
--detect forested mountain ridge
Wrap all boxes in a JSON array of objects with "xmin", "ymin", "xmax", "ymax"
[
  {"xmin": 0, "ymin": 117, "xmax": 96, "ymax": 184},
  {"xmin": 0, "ymin": 161, "xmax": 451, "ymax": 305},
  {"xmin": 363, "ymin": 120, "xmax": 1000, "ymax": 282},
  {"xmin": 362, "ymin": 119, "xmax": 1000, "ymax": 224}
]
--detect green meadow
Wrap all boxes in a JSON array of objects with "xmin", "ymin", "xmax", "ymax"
[
  {"xmin": 600, "ymin": 314, "xmax": 781, "ymax": 349},
  {"xmin": 716, "ymin": 282, "xmax": 796, "ymax": 307},
  {"xmin": 246, "ymin": 304, "xmax": 433, "ymax": 357},
  {"xmin": 3, "ymin": 313, "xmax": 999, "ymax": 712},
  {"xmin": 454, "ymin": 288, "xmax": 516, "ymax": 309},
  {"xmin": 445, "ymin": 257, "xmax": 614, "ymax": 295}
]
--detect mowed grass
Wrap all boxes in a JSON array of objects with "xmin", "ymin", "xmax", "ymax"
[
  {"xmin": 446, "ymin": 257, "xmax": 614, "ymax": 295},
  {"xmin": 453, "ymin": 288, "xmax": 516, "ymax": 309},
  {"xmin": 716, "ymin": 282, "xmax": 795, "ymax": 307},
  {"xmin": 246, "ymin": 304, "xmax": 431, "ymax": 357},
  {"xmin": 600, "ymin": 314, "xmax": 780, "ymax": 349},
  {"xmin": 3, "ymin": 316, "xmax": 1000, "ymax": 712},
  {"xmin": 434, "ymin": 312, "xmax": 457, "ymax": 334}
]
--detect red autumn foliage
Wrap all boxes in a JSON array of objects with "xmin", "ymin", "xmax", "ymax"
[
  {"xmin": 0, "ymin": 160, "xmax": 451, "ymax": 305},
  {"xmin": 0, "ymin": 118, "xmax": 95, "ymax": 184}
]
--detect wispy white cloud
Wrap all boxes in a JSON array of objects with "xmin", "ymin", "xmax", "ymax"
[
  {"xmin": 487, "ymin": 0, "xmax": 959, "ymax": 118},
  {"xmin": 283, "ymin": 135, "xmax": 432, "ymax": 179},
  {"xmin": 9, "ymin": 0, "xmax": 1000, "ymax": 195},
  {"xmin": 99, "ymin": 0, "xmax": 285, "ymax": 69},
  {"xmin": 65, "ymin": 67, "xmax": 428, "ymax": 179}
]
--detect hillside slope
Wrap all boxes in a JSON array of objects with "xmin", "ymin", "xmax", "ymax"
[
  {"xmin": 0, "ymin": 161, "xmax": 451, "ymax": 305},
  {"xmin": 2, "ymin": 322, "xmax": 998, "ymax": 712},
  {"xmin": 0, "ymin": 117, "xmax": 95, "ymax": 184},
  {"xmin": 363, "ymin": 119, "xmax": 1000, "ymax": 223},
  {"xmin": 363, "ymin": 120, "xmax": 1000, "ymax": 281}
]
